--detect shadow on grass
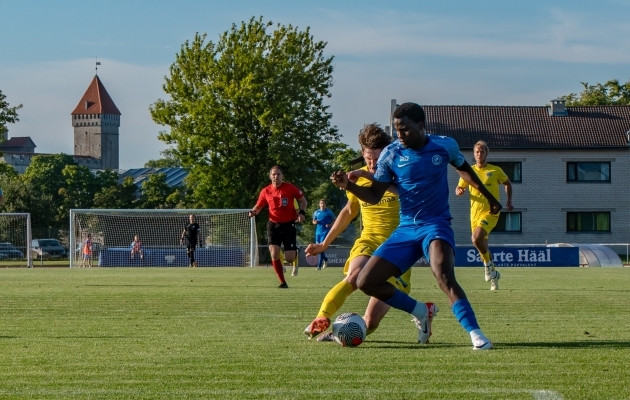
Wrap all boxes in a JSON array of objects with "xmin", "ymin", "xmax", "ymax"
[
  {"xmin": 497, "ymin": 341, "xmax": 630, "ymax": 349},
  {"xmin": 366, "ymin": 340, "xmax": 630, "ymax": 350}
]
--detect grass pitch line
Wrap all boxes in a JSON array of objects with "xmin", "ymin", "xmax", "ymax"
[{"xmin": 531, "ymin": 390, "xmax": 563, "ymax": 400}]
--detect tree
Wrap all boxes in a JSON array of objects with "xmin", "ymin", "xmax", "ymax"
[
  {"xmin": 138, "ymin": 173, "xmax": 177, "ymax": 209},
  {"xmin": 58, "ymin": 165, "xmax": 101, "ymax": 222},
  {"xmin": 93, "ymin": 176, "xmax": 138, "ymax": 209},
  {"xmin": 0, "ymin": 89, "xmax": 22, "ymax": 128},
  {"xmin": 150, "ymin": 17, "xmax": 340, "ymax": 211},
  {"xmin": 22, "ymin": 154, "xmax": 78, "ymax": 227},
  {"xmin": 561, "ymin": 79, "xmax": 630, "ymax": 106},
  {"xmin": 144, "ymin": 147, "xmax": 182, "ymax": 168}
]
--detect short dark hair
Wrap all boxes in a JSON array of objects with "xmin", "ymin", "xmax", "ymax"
[
  {"xmin": 269, "ymin": 165, "xmax": 283, "ymax": 174},
  {"xmin": 393, "ymin": 102, "xmax": 426, "ymax": 123},
  {"xmin": 319, "ymin": 199, "xmax": 326, "ymax": 203},
  {"xmin": 358, "ymin": 123, "xmax": 392, "ymax": 151}
]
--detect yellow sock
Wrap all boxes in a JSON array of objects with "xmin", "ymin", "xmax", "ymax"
[
  {"xmin": 317, "ymin": 281, "xmax": 355, "ymax": 320},
  {"xmin": 480, "ymin": 252, "xmax": 492, "ymax": 264}
]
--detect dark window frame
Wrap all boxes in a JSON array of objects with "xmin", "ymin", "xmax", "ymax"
[
  {"xmin": 493, "ymin": 162, "xmax": 522, "ymax": 183},
  {"xmin": 566, "ymin": 212, "xmax": 611, "ymax": 232},
  {"xmin": 493, "ymin": 211, "xmax": 522, "ymax": 233},
  {"xmin": 566, "ymin": 162, "xmax": 611, "ymax": 183}
]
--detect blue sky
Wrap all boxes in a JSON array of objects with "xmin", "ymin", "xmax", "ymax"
[{"xmin": 2, "ymin": 0, "xmax": 630, "ymax": 169}]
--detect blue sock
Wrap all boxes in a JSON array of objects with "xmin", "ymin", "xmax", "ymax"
[
  {"xmin": 452, "ymin": 299, "xmax": 480, "ymax": 333},
  {"xmin": 383, "ymin": 290, "xmax": 417, "ymax": 314}
]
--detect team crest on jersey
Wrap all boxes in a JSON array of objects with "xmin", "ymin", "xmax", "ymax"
[
  {"xmin": 281, "ymin": 198, "xmax": 288, "ymax": 206},
  {"xmin": 399, "ymin": 156, "xmax": 409, "ymax": 162},
  {"xmin": 486, "ymin": 172, "xmax": 493, "ymax": 177},
  {"xmin": 432, "ymin": 155, "xmax": 442, "ymax": 165}
]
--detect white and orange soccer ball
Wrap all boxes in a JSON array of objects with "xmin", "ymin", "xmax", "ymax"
[{"xmin": 332, "ymin": 312, "xmax": 367, "ymax": 347}]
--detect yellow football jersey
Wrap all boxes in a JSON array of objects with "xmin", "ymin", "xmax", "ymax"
[
  {"xmin": 346, "ymin": 167, "xmax": 399, "ymax": 238},
  {"xmin": 458, "ymin": 163, "xmax": 508, "ymax": 214}
]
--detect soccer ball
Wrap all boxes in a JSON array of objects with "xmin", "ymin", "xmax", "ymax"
[{"xmin": 332, "ymin": 312, "xmax": 367, "ymax": 347}]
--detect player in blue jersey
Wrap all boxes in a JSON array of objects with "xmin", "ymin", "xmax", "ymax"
[
  {"xmin": 331, "ymin": 102, "xmax": 502, "ymax": 350},
  {"xmin": 312, "ymin": 199, "xmax": 335, "ymax": 269}
]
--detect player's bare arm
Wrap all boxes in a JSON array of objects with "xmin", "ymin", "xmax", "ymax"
[
  {"xmin": 503, "ymin": 179, "xmax": 514, "ymax": 211},
  {"xmin": 455, "ymin": 185, "xmax": 466, "ymax": 196},
  {"xmin": 454, "ymin": 161, "xmax": 502, "ymax": 214},
  {"xmin": 331, "ymin": 170, "xmax": 388, "ymax": 205},
  {"xmin": 247, "ymin": 206, "xmax": 262, "ymax": 218},
  {"xmin": 296, "ymin": 196, "xmax": 307, "ymax": 223},
  {"xmin": 305, "ymin": 200, "xmax": 359, "ymax": 256}
]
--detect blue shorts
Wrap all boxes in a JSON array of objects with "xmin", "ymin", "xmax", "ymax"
[
  {"xmin": 315, "ymin": 232, "xmax": 328, "ymax": 244},
  {"xmin": 373, "ymin": 220, "xmax": 456, "ymax": 274}
]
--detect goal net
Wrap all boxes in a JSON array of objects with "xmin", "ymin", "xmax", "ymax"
[
  {"xmin": 69, "ymin": 209, "xmax": 257, "ymax": 268},
  {"xmin": 0, "ymin": 213, "xmax": 32, "ymax": 268}
]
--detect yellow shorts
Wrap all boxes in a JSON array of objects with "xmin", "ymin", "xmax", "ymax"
[
  {"xmin": 471, "ymin": 211, "xmax": 499, "ymax": 235},
  {"xmin": 342, "ymin": 235, "xmax": 412, "ymax": 295}
]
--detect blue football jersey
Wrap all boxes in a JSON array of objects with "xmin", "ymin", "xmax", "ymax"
[{"xmin": 373, "ymin": 134, "xmax": 465, "ymax": 225}]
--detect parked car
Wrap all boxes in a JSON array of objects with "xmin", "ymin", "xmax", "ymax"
[
  {"xmin": 0, "ymin": 243, "xmax": 25, "ymax": 260},
  {"xmin": 31, "ymin": 239, "xmax": 66, "ymax": 260}
]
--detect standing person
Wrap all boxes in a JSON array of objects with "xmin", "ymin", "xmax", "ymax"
[
  {"xmin": 304, "ymin": 124, "xmax": 424, "ymax": 341},
  {"xmin": 181, "ymin": 214, "xmax": 200, "ymax": 268},
  {"xmin": 456, "ymin": 140, "xmax": 514, "ymax": 290},
  {"xmin": 248, "ymin": 166, "xmax": 307, "ymax": 288},
  {"xmin": 81, "ymin": 233, "xmax": 93, "ymax": 268},
  {"xmin": 331, "ymin": 103, "xmax": 502, "ymax": 350},
  {"xmin": 130, "ymin": 235, "xmax": 144, "ymax": 261},
  {"xmin": 312, "ymin": 199, "xmax": 335, "ymax": 270}
]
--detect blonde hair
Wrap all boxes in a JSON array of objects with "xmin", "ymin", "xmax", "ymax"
[{"xmin": 474, "ymin": 140, "xmax": 489, "ymax": 152}]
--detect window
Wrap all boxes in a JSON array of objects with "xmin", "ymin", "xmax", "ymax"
[
  {"xmin": 567, "ymin": 212, "xmax": 610, "ymax": 232},
  {"xmin": 567, "ymin": 162, "xmax": 610, "ymax": 182},
  {"xmin": 493, "ymin": 212, "xmax": 521, "ymax": 232},
  {"xmin": 493, "ymin": 162, "xmax": 521, "ymax": 183}
]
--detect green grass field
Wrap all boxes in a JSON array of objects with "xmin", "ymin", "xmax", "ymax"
[{"xmin": 1, "ymin": 266, "xmax": 629, "ymax": 399}]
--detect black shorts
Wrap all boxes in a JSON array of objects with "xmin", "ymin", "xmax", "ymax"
[
  {"xmin": 267, "ymin": 221, "xmax": 297, "ymax": 251},
  {"xmin": 184, "ymin": 239, "xmax": 197, "ymax": 251}
]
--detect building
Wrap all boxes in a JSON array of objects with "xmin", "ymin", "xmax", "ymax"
[
  {"xmin": 416, "ymin": 99, "xmax": 630, "ymax": 246},
  {"xmin": 0, "ymin": 74, "xmax": 120, "ymax": 172}
]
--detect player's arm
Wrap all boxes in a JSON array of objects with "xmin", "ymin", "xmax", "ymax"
[
  {"xmin": 248, "ymin": 190, "xmax": 267, "ymax": 218},
  {"xmin": 454, "ymin": 161, "xmax": 502, "ymax": 214},
  {"xmin": 306, "ymin": 200, "xmax": 359, "ymax": 256},
  {"xmin": 347, "ymin": 170, "xmax": 398, "ymax": 195},
  {"xmin": 455, "ymin": 177, "xmax": 467, "ymax": 196},
  {"xmin": 331, "ymin": 171, "xmax": 388, "ymax": 205},
  {"xmin": 295, "ymin": 195, "xmax": 307, "ymax": 223},
  {"xmin": 502, "ymin": 178, "xmax": 514, "ymax": 211}
]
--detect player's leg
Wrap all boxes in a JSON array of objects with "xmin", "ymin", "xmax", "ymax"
[
  {"xmin": 281, "ymin": 222, "xmax": 299, "ymax": 277},
  {"xmin": 318, "ymin": 295, "xmax": 391, "ymax": 343},
  {"xmin": 191, "ymin": 243, "xmax": 197, "ymax": 267},
  {"xmin": 425, "ymin": 225, "xmax": 493, "ymax": 350},
  {"xmin": 471, "ymin": 213, "xmax": 500, "ymax": 288},
  {"xmin": 266, "ymin": 222, "xmax": 288, "ymax": 287}
]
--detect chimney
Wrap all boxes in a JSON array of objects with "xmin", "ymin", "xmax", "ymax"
[
  {"xmin": 549, "ymin": 98, "xmax": 568, "ymax": 116},
  {"xmin": 84, "ymin": 101, "xmax": 89, "ymax": 110}
]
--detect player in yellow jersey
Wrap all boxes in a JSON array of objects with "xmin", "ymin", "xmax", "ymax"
[
  {"xmin": 456, "ymin": 140, "xmax": 513, "ymax": 290},
  {"xmin": 304, "ymin": 124, "xmax": 435, "ymax": 341}
]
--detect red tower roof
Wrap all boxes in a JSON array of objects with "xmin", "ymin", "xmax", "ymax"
[{"xmin": 71, "ymin": 75, "xmax": 121, "ymax": 115}]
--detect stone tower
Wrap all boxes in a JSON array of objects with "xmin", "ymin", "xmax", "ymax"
[{"xmin": 71, "ymin": 75, "xmax": 121, "ymax": 170}]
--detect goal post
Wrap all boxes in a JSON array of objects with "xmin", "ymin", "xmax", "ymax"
[
  {"xmin": 69, "ymin": 209, "xmax": 258, "ymax": 268},
  {"xmin": 0, "ymin": 213, "xmax": 33, "ymax": 268}
]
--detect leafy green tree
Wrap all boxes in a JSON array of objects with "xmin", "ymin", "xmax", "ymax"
[
  {"xmin": 144, "ymin": 148, "xmax": 182, "ymax": 168},
  {"xmin": 0, "ymin": 89, "xmax": 22, "ymax": 129},
  {"xmin": 138, "ymin": 173, "xmax": 177, "ymax": 209},
  {"xmin": 22, "ymin": 154, "xmax": 77, "ymax": 226},
  {"xmin": 93, "ymin": 176, "xmax": 138, "ymax": 209},
  {"xmin": 561, "ymin": 79, "xmax": 630, "ymax": 105},
  {"xmin": 58, "ymin": 165, "xmax": 100, "ymax": 221},
  {"xmin": 0, "ymin": 175, "xmax": 56, "ymax": 229},
  {"xmin": 150, "ymin": 17, "xmax": 340, "ymax": 211}
]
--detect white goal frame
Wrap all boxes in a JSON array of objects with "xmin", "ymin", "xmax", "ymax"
[
  {"xmin": 0, "ymin": 213, "xmax": 33, "ymax": 268},
  {"xmin": 69, "ymin": 209, "xmax": 257, "ymax": 268}
]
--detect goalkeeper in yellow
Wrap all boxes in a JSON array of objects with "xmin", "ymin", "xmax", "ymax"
[
  {"xmin": 456, "ymin": 140, "xmax": 513, "ymax": 290},
  {"xmin": 304, "ymin": 124, "xmax": 428, "ymax": 341}
]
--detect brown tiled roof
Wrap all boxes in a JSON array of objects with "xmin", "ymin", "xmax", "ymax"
[
  {"xmin": 0, "ymin": 136, "xmax": 36, "ymax": 148},
  {"xmin": 424, "ymin": 106, "xmax": 630, "ymax": 149},
  {"xmin": 71, "ymin": 75, "xmax": 121, "ymax": 115}
]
